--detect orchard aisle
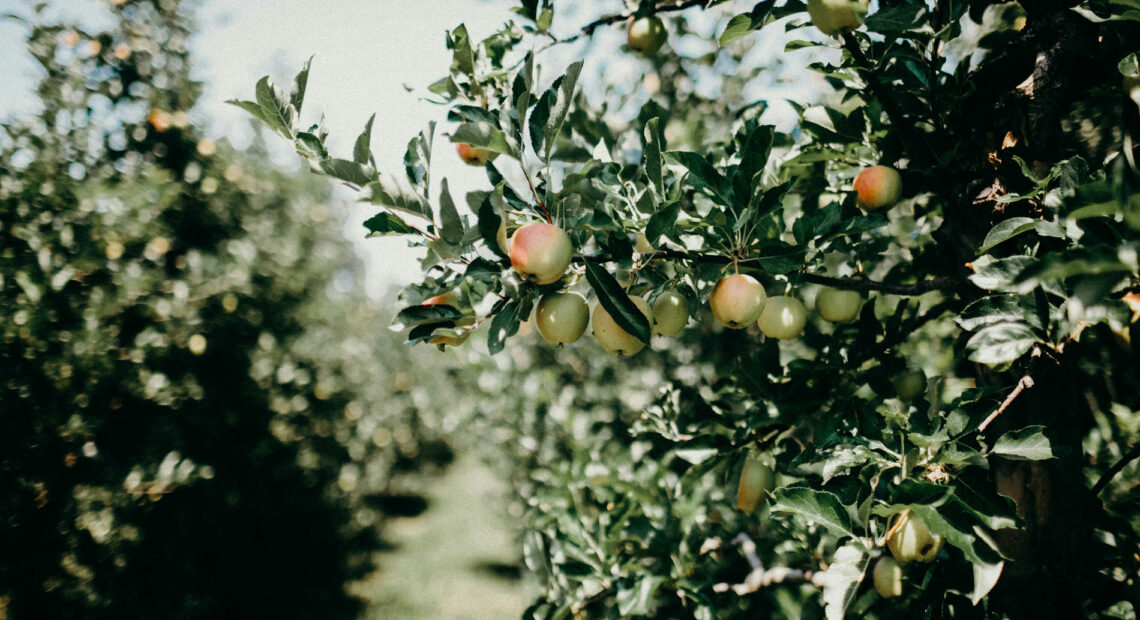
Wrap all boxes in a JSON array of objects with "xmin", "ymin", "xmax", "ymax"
[{"xmin": 361, "ymin": 453, "xmax": 527, "ymax": 619}]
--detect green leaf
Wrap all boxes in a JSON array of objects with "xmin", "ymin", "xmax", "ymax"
[
  {"xmin": 405, "ymin": 122, "xmax": 434, "ymax": 199},
  {"xmin": 451, "ymin": 122, "xmax": 513, "ymax": 156},
  {"xmin": 719, "ymin": 13, "xmax": 755, "ymax": 45},
  {"xmin": 542, "ymin": 61, "xmax": 583, "ymax": 162},
  {"xmin": 991, "ymin": 425, "xmax": 1053, "ymax": 461},
  {"xmin": 643, "ymin": 117, "xmax": 664, "ymax": 199},
  {"xmin": 438, "ymin": 178, "xmax": 464, "ymax": 245},
  {"xmin": 353, "ymin": 113, "xmax": 375, "ymax": 166},
  {"xmin": 363, "ymin": 212, "xmax": 415, "ymax": 237},
  {"xmin": 316, "ymin": 158, "xmax": 375, "ymax": 186},
  {"xmin": 771, "ymin": 487, "xmax": 856, "ymax": 539},
  {"xmin": 646, "ymin": 200, "xmax": 681, "ymax": 244},
  {"xmin": 294, "ymin": 132, "xmax": 328, "ymax": 160},
  {"xmin": 366, "ymin": 176, "xmax": 432, "ymax": 221},
  {"xmin": 968, "ymin": 255, "xmax": 1038, "ymax": 292},
  {"xmin": 957, "ymin": 295, "xmax": 1042, "ymax": 332},
  {"xmin": 477, "ymin": 193, "xmax": 507, "ymax": 259},
  {"xmin": 977, "ymin": 217, "xmax": 1038, "ymax": 254},
  {"xmin": 227, "ymin": 99, "xmax": 274, "ymax": 129},
  {"xmin": 965, "ymin": 323, "xmax": 1039, "ymax": 365},
  {"xmin": 616, "ymin": 576, "xmax": 665, "ymax": 616},
  {"xmin": 488, "ymin": 300, "xmax": 523, "ymax": 354},
  {"xmin": 528, "ymin": 82, "xmax": 553, "ymax": 157},
  {"xmin": 290, "ymin": 55, "xmax": 312, "ymax": 114},
  {"xmin": 864, "ymin": 4, "xmax": 924, "ymax": 33},
  {"xmin": 254, "ymin": 75, "xmax": 295, "ymax": 139},
  {"xmin": 971, "ymin": 561, "xmax": 1004, "ymax": 605},
  {"xmin": 584, "ymin": 262, "xmax": 651, "ymax": 345},
  {"xmin": 392, "ymin": 304, "xmax": 463, "ymax": 330},
  {"xmin": 448, "ymin": 24, "xmax": 475, "ymax": 77},
  {"xmin": 666, "ymin": 151, "xmax": 732, "ymax": 206},
  {"xmin": 819, "ymin": 544, "xmax": 868, "ymax": 620}
]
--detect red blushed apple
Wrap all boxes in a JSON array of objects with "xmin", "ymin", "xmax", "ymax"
[
  {"xmin": 509, "ymin": 222, "xmax": 573, "ymax": 285},
  {"xmin": 709, "ymin": 274, "xmax": 766, "ymax": 329},
  {"xmin": 854, "ymin": 165, "xmax": 902, "ymax": 210},
  {"xmin": 456, "ymin": 143, "xmax": 498, "ymax": 166}
]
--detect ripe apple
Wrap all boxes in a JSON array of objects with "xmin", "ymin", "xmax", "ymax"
[
  {"xmin": 510, "ymin": 222, "xmax": 573, "ymax": 285},
  {"xmin": 592, "ymin": 296, "xmax": 653, "ymax": 356},
  {"xmin": 535, "ymin": 292, "xmax": 589, "ymax": 345},
  {"xmin": 627, "ymin": 15, "xmax": 667, "ymax": 55},
  {"xmin": 456, "ymin": 142, "xmax": 498, "ymax": 166},
  {"xmin": 710, "ymin": 274, "xmax": 766, "ymax": 329},
  {"xmin": 893, "ymin": 369, "xmax": 926, "ymax": 402},
  {"xmin": 806, "ymin": 0, "xmax": 868, "ymax": 36},
  {"xmin": 872, "ymin": 557, "xmax": 903, "ymax": 598},
  {"xmin": 757, "ymin": 295, "xmax": 807, "ymax": 340},
  {"xmin": 816, "ymin": 287, "xmax": 862, "ymax": 323},
  {"xmin": 736, "ymin": 452, "xmax": 775, "ymax": 513},
  {"xmin": 887, "ymin": 512, "xmax": 944, "ymax": 563},
  {"xmin": 651, "ymin": 289, "xmax": 688, "ymax": 336},
  {"xmin": 854, "ymin": 165, "xmax": 902, "ymax": 210}
]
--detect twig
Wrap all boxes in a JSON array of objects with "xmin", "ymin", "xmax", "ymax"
[
  {"xmin": 520, "ymin": 164, "xmax": 552, "ymax": 223},
  {"xmin": 562, "ymin": 0, "xmax": 708, "ymax": 45},
  {"xmin": 977, "ymin": 374, "xmax": 1035, "ymax": 433},
  {"xmin": 1090, "ymin": 442, "xmax": 1140, "ymax": 496},
  {"xmin": 718, "ymin": 534, "xmax": 822, "ymax": 594}
]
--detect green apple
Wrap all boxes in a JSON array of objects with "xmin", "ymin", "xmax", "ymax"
[
  {"xmin": 873, "ymin": 557, "xmax": 903, "ymax": 598},
  {"xmin": 816, "ymin": 287, "xmax": 862, "ymax": 323},
  {"xmin": 806, "ymin": 0, "xmax": 868, "ymax": 36},
  {"xmin": 535, "ymin": 292, "xmax": 589, "ymax": 345},
  {"xmin": 627, "ymin": 15, "xmax": 667, "ymax": 55},
  {"xmin": 710, "ymin": 274, "xmax": 766, "ymax": 329},
  {"xmin": 592, "ymin": 297, "xmax": 653, "ymax": 356},
  {"xmin": 854, "ymin": 165, "xmax": 902, "ymax": 210},
  {"xmin": 510, "ymin": 222, "xmax": 573, "ymax": 285},
  {"xmin": 757, "ymin": 295, "xmax": 807, "ymax": 340},
  {"xmin": 651, "ymin": 289, "xmax": 688, "ymax": 336},
  {"xmin": 887, "ymin": 512, "xmax": 944, "ymax": 564},
  {"xmin": 894, "ymin": 369, "xmax": 926, "ymax": 402},
  {"xmin": 736, "ymin": 452, "xmax": 775, "ymax": 513}
]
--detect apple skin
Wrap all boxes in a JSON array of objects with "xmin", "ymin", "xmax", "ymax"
[
  {"xmin": 757, "ymin": 295, "xmax": 807, "ymax": 340},
  {"xmin": 535, "ymin": 292, "xmax": 589, "ymax": 345},
  {"xmin": 736, "ymin": 453, "xmax": 775, "ymax": 513},
  {"xmin": 456, "ymin": 142, "xmax": 498, "ymax": 166},
  {"xmin": 893, "ymin": 369, "xmax": 926, "ymax": 402},
  {"xmin": 627, "ymin": 16, "xmax": 667, "ymax": 55},
  {"xmin": 807, "ymin": 0, "xmax": 868, "ymax": 36},
  {"xmin": 710, "ymin": 274, "xmax": 766, "ymax": 329},
  {"xmin": 510, "ymin": 222, "xmax": 573, "ymax": 285},
  {"xmin": 854, "ymin": 165, "xmax": 902, "ymax": 210},
  {"xmin": 651, "ymin": 290, "xmax": 689, "ymax": 336},
  {"xmin": 873, "ymin": 557, "xmax": 904, "ymax": 598},
  {"xmin": 816, "ymin": 287, "xmax": 862, "ymax": 323},
  {"xmin": 887, "ymin": 512, "xmax": 944, "ymax": 564},
  {"xmin": 592, "ymin": 297, "xmax": 653, "ymax": 356}
]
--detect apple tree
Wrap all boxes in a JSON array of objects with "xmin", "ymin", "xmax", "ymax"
[{"xmin": 236, "ymin": 0, "xmax": 1140, "ymax": 617}]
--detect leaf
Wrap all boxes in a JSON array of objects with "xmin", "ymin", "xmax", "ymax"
[
  {"xmin": 528, "ymin": 79, "xmax": 554, "ymax": 157},
  {"xmin": 438, "ymin": 179, "xmax": 464, "ymax": 245},
  {"xmin": 254, "ymin": 75, "xmax": 295, "ymax": 138},
  {"xmin": 646, "ymin": 200, "xmax": 681, "ymax": 244},
  {"xmin": 366, "ymin": 176, "xmax": 432, "ymax": 220},
  {"xmin": 294, "ymin": 132, "xmax": 328, "ymax": 160},
  {"xmin": 363, "ymin": 212, "xmax": 415, "ymax": 237},
  {"xmin": 737, "ymin": 122, "xmax": 774, "ymax": 191},
  {"xmin": 819, "ymin": 544, "xmax": 868, "ymax": 620},
  {"xmin": 405, "ymin": 123, "xmax": 434, "ymax": 199},
  {"xmin": 290, "ymin": 55, "xmax": 312, "ymax": 114},
  {"xmin": 771, "ymin": 487, "xmax": 856, "ymax": 539},
  {"xmin": 227, "ymin": 99, "xmax": 273, "ymax": 128},
  {"xmin": 976, "ymin": 217, "xmax": 1038, "ymax": 254},
  {"xmin": 968, "ymin": 255, "xmax": 1038, "ymax": 292},
  {"xmin": 392, "ymin": 304, "xmax": 464, "ymax": 331},
  {"xmin": 451, "ymin": 122, "xmax": 513, "ymax": 156},
  {"xmin": 353, "ymin": 113, "xmax": 375, "ymax": 165},
  {"xmin": 617, "ymin": 576, "xmax": 665, "ymax": 616},
  {"xmin": 643, "ymin": 117, "xmax": 664, "ymax": 199},
  {"xmin": 584, "ymin": 262, "xmax": 651, "ymax": 345},
  {"xmin": 542, "ymin": 61, "xmax": 583, "ymax": 162},
  {"xmin": 477, "ymin": 193, "xmax": 507, "ymax": 259},
  {"xmin": 864, "ymin": 4, "xmax": 924, "ymax": 33},
  {"xmin": 956, "ymin": 295, "xmax": 1042, "ymax": 331},
  {"xmin": 316, "ymin": 158, "xmax": 375, "ymax": 186},
  {"xmin": 666, "ymin": 151, "xmax": 732, "ymax": 206},
  {"xmin": 488, "ymin": 300, "xmax": 522, "ymax": 355},
  {"xmin": 971, "ymin": 561, "xmax": 1004, "ymax": 605},
  {"xmin": 991, "ymin": 425, "xmax": 1053, "ymax": 461},
  {"xmin": 448, "ymin": 24, "xmax": 475, "ymax": 77},
  {"xmin": 965, "ymin": 323, "xmax": 1039, "ymax": 365},
  {"xmin": 719, "ymin": 13, "xmax": 756, "ymax": 45}
]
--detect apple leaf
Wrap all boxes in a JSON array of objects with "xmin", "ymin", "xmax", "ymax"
[
  {"xmin": 451, "ymin": 122, "xmax": 513, "ymax": 156},
  {"xmin": 254, "ymin": 75, "xmax": 295, "ymax": 139},
  {"xmin": 642, "ymin": 117, "xmax": 665, "ymax": 199},
  {"xmin": 819, "ymin": 544, "xmax": 868, "ymax": 620},
  {"xmin": 666, "ymin": 151, "xmax": 733, "ymax": 207},
  {"xmin": 771, "ymin": 487, "xmax": 857, "ymax": 539},
  {"xmin": 976, "ymin": 217, "xmax": 1038, "ymax": 255},
  {"xmin": 391, "ymin": 304, "xmax": 464, "ymax": 331},
  {"xmin": 542, "ymin": 61, "xmax": 583, "ymax": 163},
  {"xmin": 365, "ymin": 176, "xmax": 432, "ymax": 221},
  {"xmin": 971, "ymin": 560, "xmax": 1004, "ymax": 605},
  {"xmin": 965, "ymin": 323, "xmax": 1038, "ymax": 365},
  {"xmin": 477, "ymin": 193, "xmax": 507, "ymax": 259},
  {"xmin": 584, "ymin": 262, "xmax": 651, "ymax": 345},
  {"xmin": 437, "ymin": 179, "xmax": 464, "ymax": 245},
  {"xmin": 363, "ymin": 212, "xmax": 415, "ymax": 237},
  {"xmin": 314, "ymin": 158, "xmax": 375, "ymax": 186},
  {"xmin": 290, "ymin": 55, "xmax": 312, "ymax": 115},
  {"xmin": 353, "ymin": 113, "xmax": 375, "ymax": 166},
  {"xmin": 991, "ymin": 425, "xmax": 1053, "ymax": 461},
  {"xmin": 488, "ymin": 299, "xmax": 523, "ymax": 355}
]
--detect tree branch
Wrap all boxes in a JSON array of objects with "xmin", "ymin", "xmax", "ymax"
[
  {"xmin": 1090, "ymin": 442, "xmax": 1140, "ymax": 496},
  {"xmin": 558, "ymin": 0, "xmax": 709, "ymax": 45},
  {"xmin": 977, "ymin": 374, "xmax": 1035, "ymax": 433}
]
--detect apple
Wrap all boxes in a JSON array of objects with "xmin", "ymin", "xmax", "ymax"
[
  {"xmin": 651, "ymin": 289, "xmax": 688, "ymax": 336},
  {"xmin": 592, "ymin": 296, "xmax": 653, "ymax": 356},
  {"xmin": 893, "ymin": 369, "xmax": 925, "ymax": 402},
  {"xmin": 757, "ymin": 295, "xmax": 807, "ymax": 340},
  {"xmin": 456, "ymin": 142, "xmax": 498, "ymax": 166},
  {"xmin": 422, "ymin": 291, "xmax": 475, "ymax": 348},
  {"xmin": 854, "ymin": 165, "xmax": 902, "ymax": 210},
  {"xmin": 635, "ymin": 232, "xmax": 654, "ymax": 254},
  {"xmin": 510, "ymin": 222, "xmax": 573, "ymax": 285},
  {"xmin": 806, "ymin": 0, "xmax": 868, "ymax": 36},
  {"xmin": 736, "ymin": 452, "xmax": 775, "ymax": 513},
  {"xmin": 816, "ymin": 287, "xmax": 862, "ymax": 323},
  {"xmin": 887, "ymin": 511, "xmax": 944, "ymax": 564},
  {"xmin": 627, "ymin": 15, "xmax": 667, "ymax": 55},
  {"xmin": 535, "ymin": 292, "xmax": 589, "ymax": 345},
  {"xmin": 873, "ymin": 557, "xmax": 903, "ymax": 598},
  {"xmin": 710, "ymin": 274, "xmax": 766, "ymax": 329},
  {"xmin": 496, "ymin": 219, "xmax": 508, "ymax": 255}
]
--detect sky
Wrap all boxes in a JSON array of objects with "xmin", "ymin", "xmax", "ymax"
[{"xmin": 0, "ymin": 0, "xmax": 823, "ymax": 299}]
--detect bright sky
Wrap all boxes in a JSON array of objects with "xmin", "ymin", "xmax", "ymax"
[{"xmin": 0, "ymin": 0, "xmax": 824, "ymax": 299}]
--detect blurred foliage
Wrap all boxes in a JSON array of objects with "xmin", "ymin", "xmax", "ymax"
[{"xmin": 0, "ymin": 1, "xmax": 459, "ymax": 618}]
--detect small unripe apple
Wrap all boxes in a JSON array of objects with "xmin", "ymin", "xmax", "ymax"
[
  {"xmin": 592, "ymin": 296, "xmax": 653, "ymax": 356},
  {"xmin": 736, "ymin": 452, "xmax": 775, "ymax": 513},
  {"xmin": 535, "ymin": 292, "xmax": 589, "ymax": 345},
  {"xmin": 854, "ymin": 165, "xmax": 902, "ymax": 210},
  {"xmin": 496, "ymin": 219, "xmax": 508, "ymax": 254},
  {"xmin": 510, "ymin": 222, "xmax": 573, "ymax": 285},
  {"xmin": 816, "ymin": 287, "xmax": 862, "ymax": 323},
  {"xmin": 806, "ymin": 0, "xmax": 868, "ymax": 36},
  {"xmin": 873, "ymin": 557, "xmax": 904, "ymax": 598},
  {"xmin": 887, "ymin": 512, "xmax": 944, "ymax": 564},
  {"xmin": 627, "ymin": 15, "xmax": 667, "ymax": 55},
  {"xmin": 456, "ymin": 142, "xmax": 498, "ymax": 166},
  {"xmin": 710, "ymin": 274, "xmax": 766, "ymax": 329},
  {"xmin": 893, "ymin": 369, "xmax": 925, "ymax": 402},
  {"xmin": 651, "ymin": 289, "xmax": 688, "ymax": 336},
  {"xmin": 757, "ymin": 295, "xmax": 807, "ymax": 340}
]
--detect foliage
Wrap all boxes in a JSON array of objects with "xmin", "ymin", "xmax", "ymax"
[
  {"xmin": 0, "ymin": 2, "xmax": 457, "ymax": 618},
  {"xmin": 240, "ymin": 0, "xmax": 1138, "ymax": 618}
]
